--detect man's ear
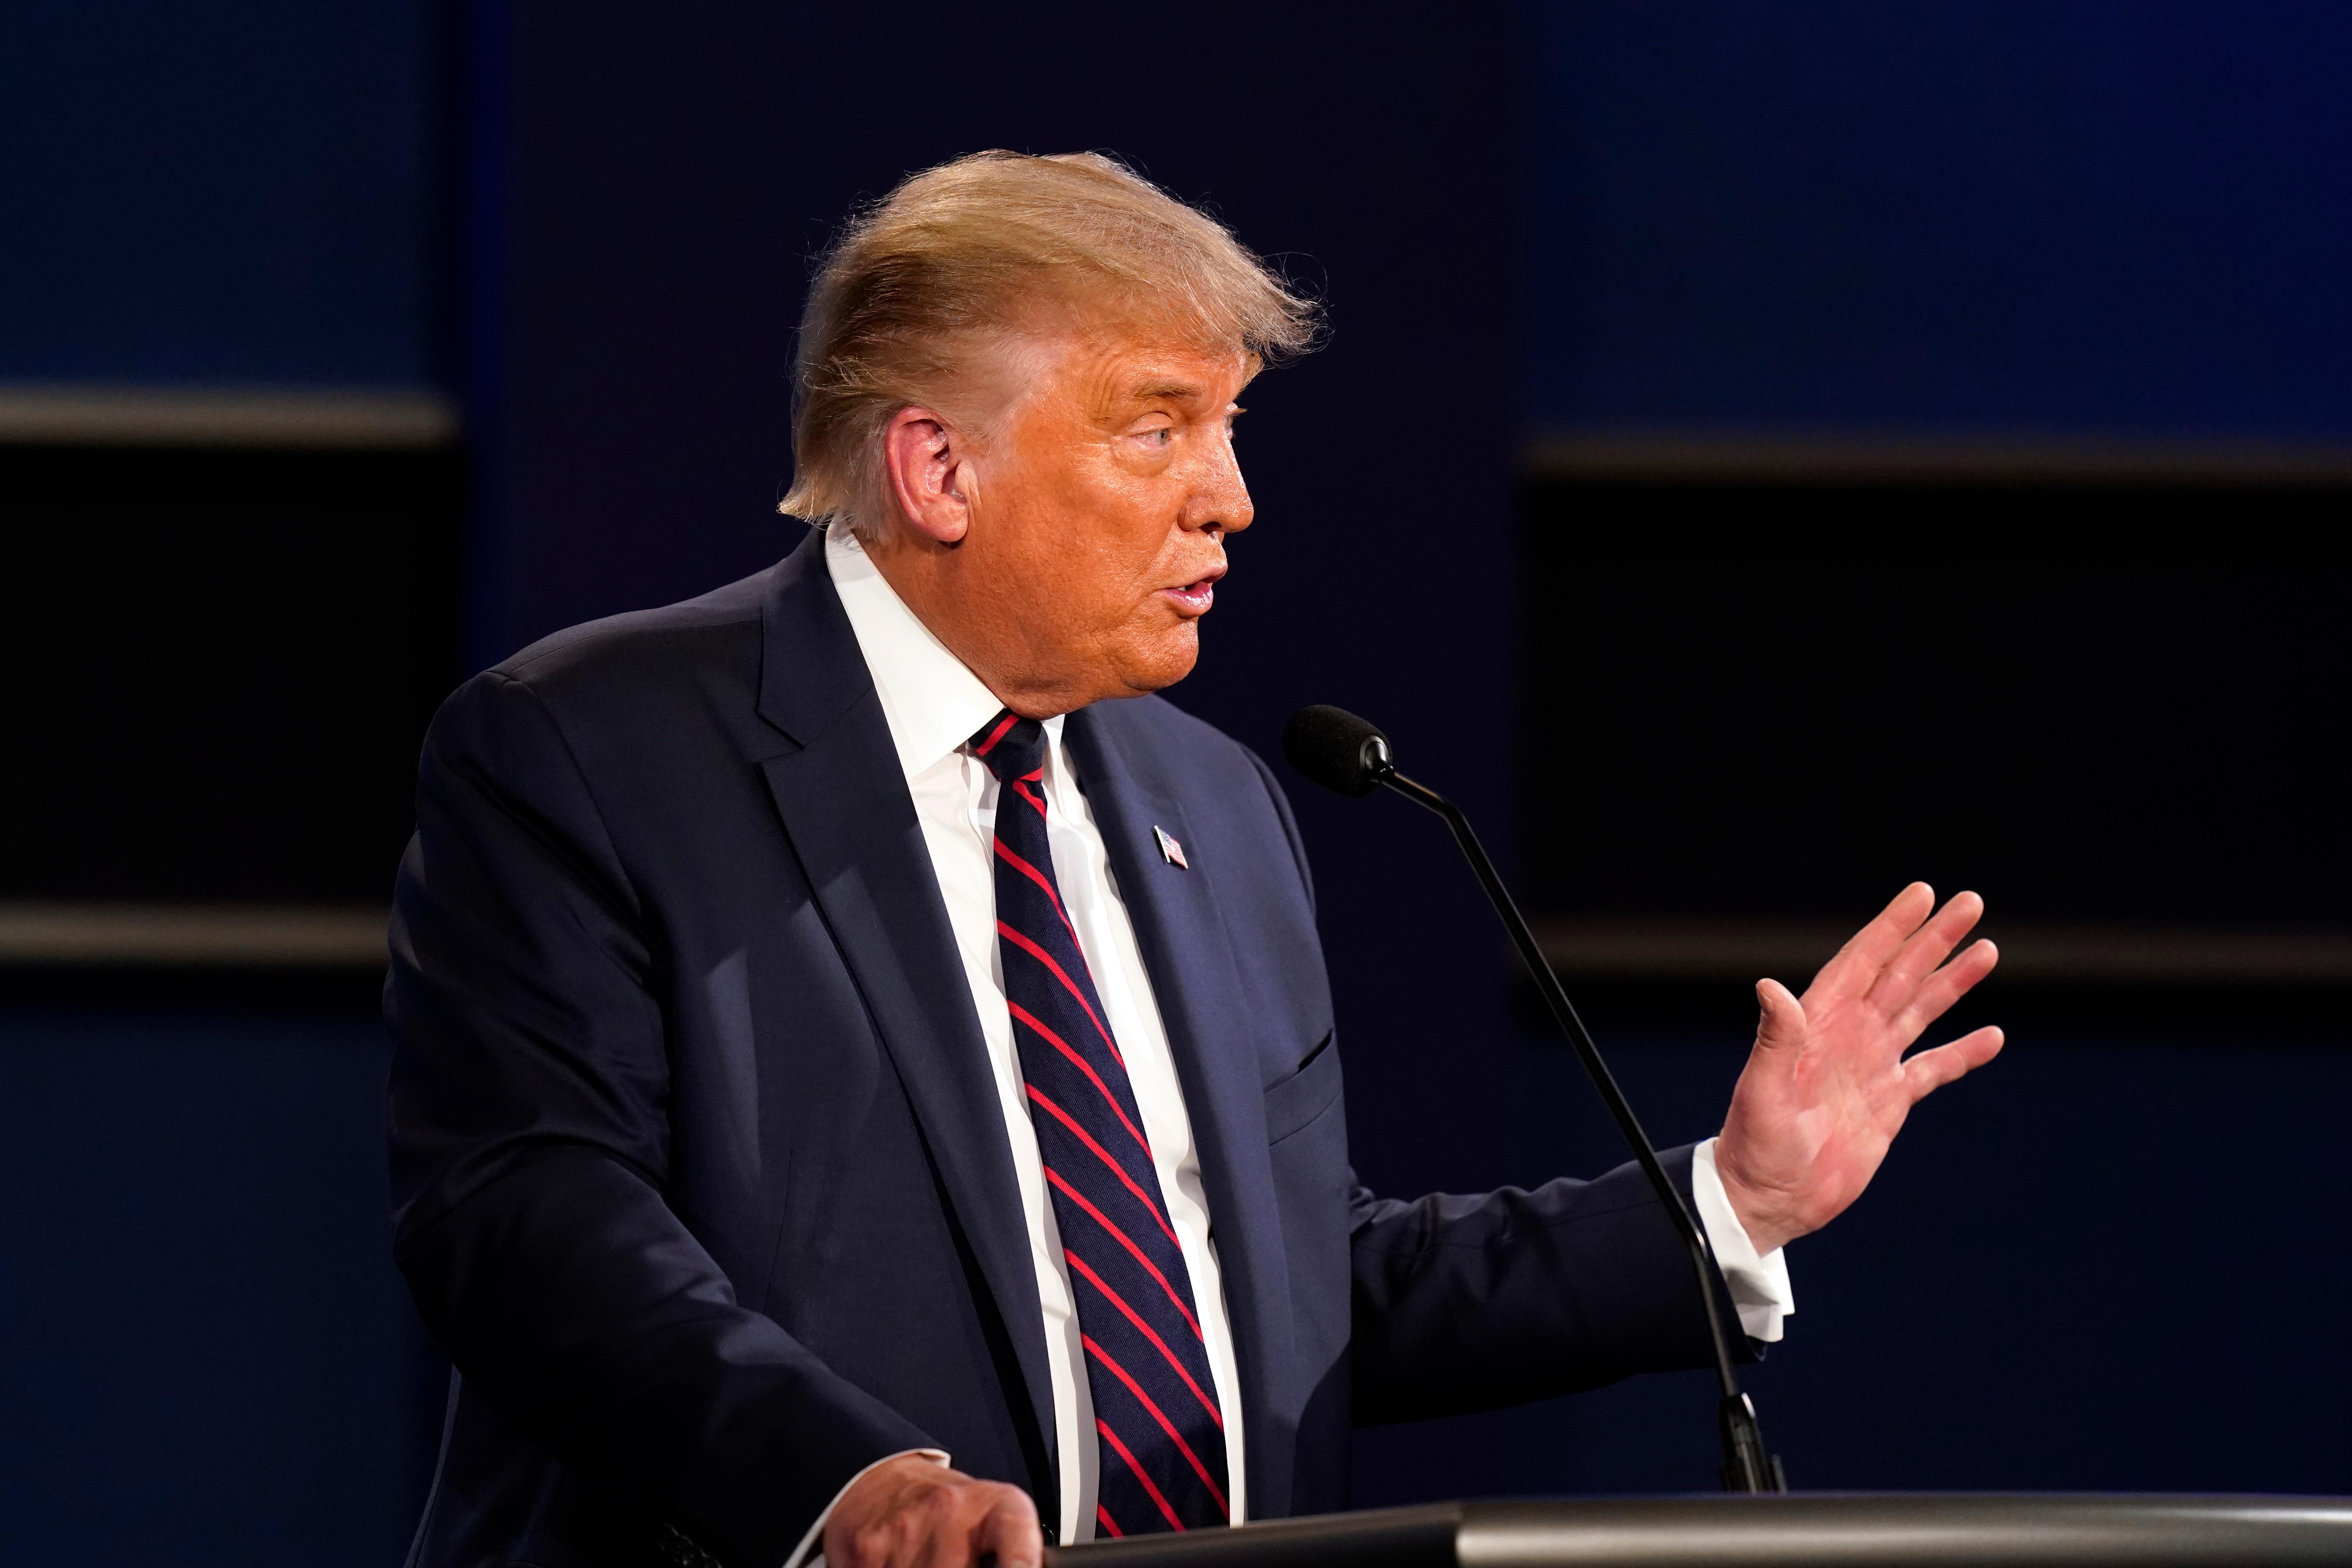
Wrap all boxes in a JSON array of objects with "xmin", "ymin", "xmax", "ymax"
[{"xmin": 881, "ymin": 406, "xmax": 973, "ymax": 545}]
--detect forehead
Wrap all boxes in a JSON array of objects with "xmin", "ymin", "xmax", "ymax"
[{"xmin": 1044, "ymin": 326, "xmax": 1256, "ymax": 412}]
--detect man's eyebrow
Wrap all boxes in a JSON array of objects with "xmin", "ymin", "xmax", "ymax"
[{"xmin": 1131, "ymin": 378, "xmax": 1207, "ymax": 403}]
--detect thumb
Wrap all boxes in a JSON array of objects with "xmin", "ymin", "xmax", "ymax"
[{"xmin": 1754, "ymin": 977, "xmax": 1806, "ymax": 1054}]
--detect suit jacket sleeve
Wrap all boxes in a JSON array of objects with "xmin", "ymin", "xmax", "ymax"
[
  {"xmin": 387, "ymin": 669, "xmax": 936, "ymax": 1567},
  {"xmin": 1237, "ymin": 743, "xmax": 1745, "ymax": 1424},
  {"xmin": 1345, "ymin": 1147, "xmax": 1749, "ymax": 1423}
]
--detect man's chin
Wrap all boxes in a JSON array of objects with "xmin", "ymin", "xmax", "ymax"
[{"xmin": 1112, "ymin": 628, "xmax": 1200, "ymax": 698}]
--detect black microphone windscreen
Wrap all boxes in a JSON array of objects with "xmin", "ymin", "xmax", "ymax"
[{"xmin": 1282, "ymin": 705, "xmax": 1391, "ymax": 797}]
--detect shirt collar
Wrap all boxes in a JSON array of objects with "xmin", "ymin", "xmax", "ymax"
[{"xmin": 826, "ymin": 525, "xmax": 1065, "ymax": 782}]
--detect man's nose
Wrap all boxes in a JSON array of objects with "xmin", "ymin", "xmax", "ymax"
[{"xmin": 1189, "ymin": 433, "xmax": 1254, "ymax": 534}]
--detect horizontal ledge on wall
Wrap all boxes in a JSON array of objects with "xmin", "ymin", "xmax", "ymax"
[
  {"xmin": 1521, "ymin": 428, "xmax": 2352, "ymax": 486},
  {"xmin": 0, "ymin": 383, "xmax": 459, "ymax": 449},
  {"xmin": 13, "ymin": 903, "xmax": 2342, "ymax": 984},
  {"xmin": 0, "ymin": 903, "xmax": 390, "ymax": 968},
  {"xmin": 1535, "ymin": 918, "xmax": 2352, "ymax": 985}
]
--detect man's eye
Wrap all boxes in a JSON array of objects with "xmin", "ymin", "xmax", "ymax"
[{"xmin": 1143, "ymin": 427, "xmax": 1173, "ymax": 446}]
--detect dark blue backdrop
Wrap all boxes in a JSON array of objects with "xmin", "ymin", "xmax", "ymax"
[
  {"xmin": 5, "ymin": 5, "xmax": 2350, "ymax": 1563},
  {"xmin": 0, "ymin": 1010, "xmax": 422, "ymax": 1565},
  {"xmin": 0, "ymin": 1, "xmax": 436, "ymax": 385},
  {"xmin": 1522, "ymin": 2, "xmax": 2352, "ymax": 438}
]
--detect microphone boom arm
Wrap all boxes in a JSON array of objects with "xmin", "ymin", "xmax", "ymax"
[{"xmin": 1365, "ymin": 739, "xmax": 1786, "ymax": 1494}]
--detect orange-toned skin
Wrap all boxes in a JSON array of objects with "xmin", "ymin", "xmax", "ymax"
[
  {"xmin": 1717, "ymin": 883, "xmax": 2004, "ymax": 1253},
  {"xmin": 864, "ymin": 331, "xmax": 1252, "ymax": 719}
]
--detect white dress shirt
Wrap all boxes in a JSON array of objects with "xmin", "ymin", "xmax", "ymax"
[{"xmin": 787, "ymin": 525, "xmax": 1793, "ymax": 1563}]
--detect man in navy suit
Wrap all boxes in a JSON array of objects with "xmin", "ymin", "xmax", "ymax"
[{"xmin": 387, "ymin": 152, "xmax": 2003, "ymax": 1568}]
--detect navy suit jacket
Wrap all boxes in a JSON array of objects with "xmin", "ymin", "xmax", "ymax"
[{"xmin": 387, "ymin": 530, "xmax": 1732, "ymax": 1568}]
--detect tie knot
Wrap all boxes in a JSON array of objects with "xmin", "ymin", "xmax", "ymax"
[{"xmin": 967, "ymin": 708, "xmax": 1048, "ymax": 783}]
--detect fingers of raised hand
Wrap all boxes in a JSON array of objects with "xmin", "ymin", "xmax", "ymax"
[
  {"xmin": 1888, "ymin": 936, "xmax": 2000, "ymax": 1043},
  {"xmin": 1811, "ymin": 882, "xmax": 1936, "ymax": 1002},
  {"xmin": 1902, "ymin": 1025, "xmax": 2005, "ymax": 1103},
  {"xmin": 1864, "ymin": 891, "xmax": 1987, "ymax": 1014}
]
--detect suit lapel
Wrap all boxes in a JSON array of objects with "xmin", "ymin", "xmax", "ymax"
[
  {"xmin": 753, "ymin": 532, "xmax": 1060, "ymax": 1477},
  {"xmin": 1063, "ymin": 706, "xmax": 1298, "ymax": 1521}
]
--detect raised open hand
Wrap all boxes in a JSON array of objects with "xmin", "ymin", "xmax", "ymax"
[{"xmin": 1714, "ymin": 883, "xmax": 2003, "ymax": 1254}]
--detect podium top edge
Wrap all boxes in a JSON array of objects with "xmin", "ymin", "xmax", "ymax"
[{"xmin": 1048, "ymin": 1495, "xmax": 2352, "ymax": 1568}]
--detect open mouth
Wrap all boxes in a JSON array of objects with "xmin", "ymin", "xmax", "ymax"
[{"xmin": 1161, "ymin": 570, "xmax": 1222, "ymax": 615}]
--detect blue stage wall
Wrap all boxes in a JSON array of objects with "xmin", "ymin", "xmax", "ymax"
[
  {"xmin": 0, "ymin": 1008, "xmax": 425, "ymax": 1565},
  {"xmin": 0, "ymin": 1, "xmax": 436, "ymax": 385},
  {"xmin": 1523, "ymin": 2, "xmax": 2352, "ymax": 437}
]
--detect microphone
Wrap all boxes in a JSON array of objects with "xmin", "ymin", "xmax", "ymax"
[{"xmin": 1281, "ymin": 704, "xmax": 1788, "ymax": 1494}]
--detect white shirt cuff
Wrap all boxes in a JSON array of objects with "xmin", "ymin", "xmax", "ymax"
[
  {"xmin": 782, "ymin": 1448, "xmax": 953, "ymax": 1568},
  {"xmin": 1691, "ymin": 1137, "xmax": 1795, "ymax": 1343}
]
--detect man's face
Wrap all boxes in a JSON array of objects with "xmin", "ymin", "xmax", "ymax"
[{"xmin": 942, "ymin": 328, "xmax": 1256, "ymax": 712}]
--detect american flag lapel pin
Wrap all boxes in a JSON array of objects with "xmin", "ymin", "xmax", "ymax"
[{"xmin": 1152, "ymin": 824, "xmax": 1190, "ymax": 869}]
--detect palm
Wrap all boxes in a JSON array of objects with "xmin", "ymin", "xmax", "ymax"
[{"xmin": 1715, "ymin": 884, "xmax": 2003, "ymax": 1253}]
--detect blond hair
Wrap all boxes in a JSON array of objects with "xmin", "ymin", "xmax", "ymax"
[{"xmin": 779, "ymin": 151, "xmax": 1320, "ymax": 538}]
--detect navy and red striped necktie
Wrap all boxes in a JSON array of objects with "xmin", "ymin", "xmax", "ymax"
[{"xmin": 967, "ymin": 708, "xmax": 1229, "ymax": 1539}]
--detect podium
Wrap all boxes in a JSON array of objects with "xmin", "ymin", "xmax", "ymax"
[{"xmin": 1046, "ymin": 1497, "xmax": 2352, "ymax": 1567}]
